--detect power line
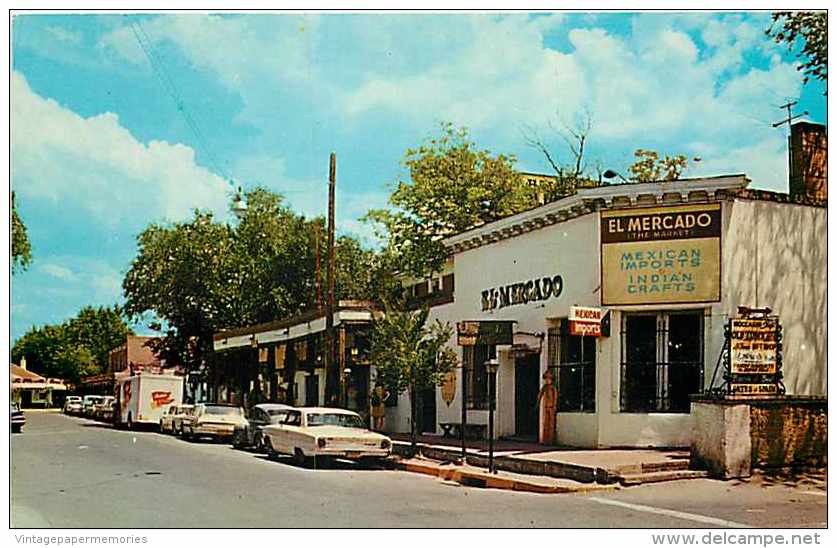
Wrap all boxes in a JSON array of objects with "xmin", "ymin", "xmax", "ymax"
[{"xmin": 127, "ymin": 17, "xmax": 233, "ymax": 186}]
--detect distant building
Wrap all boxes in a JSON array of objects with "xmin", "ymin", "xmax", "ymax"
[
  {"xmin": 81, "ymin": 336, "xmax": 171, "ymax": 395},
  {"xmin": 11, "ymin": 358, "xmax": 68, "ymax": 408}
]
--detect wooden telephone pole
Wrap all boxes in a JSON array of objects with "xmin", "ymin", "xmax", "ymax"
[{"xmin": 324, "ymin": 153, "xmax": 338, "ymax": 407}]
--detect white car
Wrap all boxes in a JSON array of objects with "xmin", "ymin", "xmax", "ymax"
[
  {"xmin": 181, "ymin": 403, "xmax": 247, "ymax": 442},
  {"xmin": 64, "ymin": 396, "xmax": 83, "ymax": 415},
  {"xmin": 262, "ymin": 407, "xmax": 392, "ymax": 468}
]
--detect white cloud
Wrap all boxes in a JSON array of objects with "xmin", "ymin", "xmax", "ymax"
[
  {"xmin": 39, "ymin": 263, "xmax": 76, "ymax": 281},
  {"xmin": 95, "ymin": 14, "xmax": 807, "ymax": 194},
  {"xmin": 11, "ymin": 71, "xmax": 231, "ymax": 230}
]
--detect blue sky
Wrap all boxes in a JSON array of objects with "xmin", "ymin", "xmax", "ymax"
[{"xmin": 10, "ymin": 12, "xmax": 827, "ymax": 343}]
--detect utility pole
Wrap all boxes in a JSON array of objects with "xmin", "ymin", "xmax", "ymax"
[
  {"xmin": 773, "ymin": 101, "xmax": 808, "ymax": 192},
  {"xmin": 324, "ymin": 153, "xmax": 338, "ymax": 407}
]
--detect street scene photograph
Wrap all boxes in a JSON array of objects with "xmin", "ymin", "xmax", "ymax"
[{"xmin": 7, "ymin": 6, "xmax": 829, "ymax": 538}]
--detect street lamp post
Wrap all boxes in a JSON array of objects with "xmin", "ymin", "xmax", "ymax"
[{"xmin": 485, "ymin": 358, "xmax": 499, "ymax": 474}]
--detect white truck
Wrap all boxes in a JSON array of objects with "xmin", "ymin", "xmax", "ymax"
[{"xmin": 115, "ymin": 372, "xmax": 184, "ymax": 430}]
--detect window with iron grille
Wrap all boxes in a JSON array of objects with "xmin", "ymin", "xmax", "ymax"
[
  {"xmin": 548, "ymin": 321, "xmax": 596, "ymax": 412},
  {"xmin": 620, "ymin": 310, "xmax": 704, "ymax": 413},
  {"xmin": 462, "ymin": 344, "xmax": 495, "ymax": 410}
]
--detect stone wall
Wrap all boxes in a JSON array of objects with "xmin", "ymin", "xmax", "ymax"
[{"xmin": 749, "ymin": 398, "xmax": 827, "ymax": 469}]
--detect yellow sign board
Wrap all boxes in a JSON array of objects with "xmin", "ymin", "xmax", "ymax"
[
  {"xmin": 730, "ymin": 318, "xmax": 779, "ymax": 375},
  {"xmin": 730, "ymin": 383, "xmax": 779, "ymax": 396},
  {"xmin": 601, "ymin": 203, "xmax": 721, "ymax": 305}
]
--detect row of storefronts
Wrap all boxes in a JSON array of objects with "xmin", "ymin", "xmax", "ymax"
[{"xmin": 212, "ymin": 173, "xmax": 825, "ymax": 448}]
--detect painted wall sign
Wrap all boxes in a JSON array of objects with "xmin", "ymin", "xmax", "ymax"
[
  {"xmin": 730, "ymin": 318, "xmax": 779, "ymax": 375},
  {"xmin": 481, "ymin": 275, "xmax": 563, "ymax": 311},
  {"xmin": 601, "ymin": 203, "xmax": 722, "ymax": 305}
]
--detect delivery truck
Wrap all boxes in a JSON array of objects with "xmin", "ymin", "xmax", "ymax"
[{"xmin": 115, "ymin": 372, "xmax": 184, "ymax": 430}]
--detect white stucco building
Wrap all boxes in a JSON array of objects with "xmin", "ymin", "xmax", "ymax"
[{"xmin": 385, "ymin": 174, "xmax": 827, "ymax": 448}]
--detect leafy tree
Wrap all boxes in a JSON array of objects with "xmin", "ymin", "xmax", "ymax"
[
  {"xmin": 11, "ymin": 306, "xmax": 132, "ymax": 383},
  {"xmin": 767, "ymin": 11, "xmax": 827, "ymax": 86},
  {"xmin": 123, "ymin": 187, "xmax": 387, "ymax": 375},
  {"xmin": 628, "ymin": 149, "xmax": 689, "ymax": 182},
  {"xmin": 11, "ymin": 191, "xmax": 32, "ymax": 273},
  {"xmin": 366, "ymin": 124, "xmax": 538, "ymax": 278},
  {"xmin": 369, "ymin": 301, "xmax": 457, "ymax": 451}
]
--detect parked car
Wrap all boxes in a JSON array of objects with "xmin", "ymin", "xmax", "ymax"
[
  {"xmin": 82, "ymin": 395, "xmax": 105, "ymax": 417},
  {"xmin": 92, "ymin": 396, "xmax": 116, "ymax": 420},
  {"xmin": 160, "ymin": 405, "xmax": 178, "ymax": 434},
  {"xmin": 63, "ymin": 396, "xmax": 83, "ymax": 415},
  {"xmin": 262, "ymin": 407, "xmax": 392, "ymax": 468},
  {"xmin": 232, "ymin": 403, "xmax": 294, "ymax": 450},
  {"xmin": 100, "ymin": 399, "xmax": 116, "ymax": 422},
  {"xmin": 11, "ymin": 403, "xmax": 26, "ymax": 433},
  {"xmin": 170, "ymin": 404, "xmax": 194, "ymax": 435},
  {"xmin": 181, "ymin": 403, "xmax": 247, "ymax": 442}
]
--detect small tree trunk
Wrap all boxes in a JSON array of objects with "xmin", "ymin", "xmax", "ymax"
[{"xmin": 409, "ymin": 382, "xmax": 418, "ymax": 454}]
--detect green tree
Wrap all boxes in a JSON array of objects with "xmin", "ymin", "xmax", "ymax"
[
  {"xmin": 366, "ymin": 123, "xmax": 539, "ymax": 278},
  {"xmin": 11, "ymin": 192, "xmax": 32, "ymax": 273},
  {"xmin": 767, "ymin": 11, "xmax": 827, "ymax": 86},
  {"xmin": 123, "ymin": 188, "xmax": 386, "ymax": 374},
  {"xmin": 369, "ymin": 301, "xmax": 458, "ymax": 451},
  {"xmin": 628, "ymin": 149, "xmax": 689, "ymax": 182},
  {"xmin": 64, "ymin": 305, "xmax": 133, "ymax": 369},
  {"xmin": 11, "ymin": 306, "xmax": 132, "ymax": 383}
]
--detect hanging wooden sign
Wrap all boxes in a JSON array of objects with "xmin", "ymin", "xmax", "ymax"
[{"xmin": 440, "ymin": 370, "xmax": 457, "ymax": 406}]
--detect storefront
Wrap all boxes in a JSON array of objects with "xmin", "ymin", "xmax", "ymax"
[
  {"xmin": 212, "ymin": 301, "xmax": 381, "ymax": 420},
  {"xmin": 386, "ymin": 175, "xmax": 827, "ymax": 448}
]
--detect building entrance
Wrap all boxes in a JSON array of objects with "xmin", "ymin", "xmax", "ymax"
[
  {"xmin": 418, "ymin": 387, "xmax": 437, "ymax": 433},
  {"xmin": 515, "ymin": 353, "xmax": 540, "ymax": 438}
]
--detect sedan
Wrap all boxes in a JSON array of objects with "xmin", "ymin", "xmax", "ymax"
[
  {"xmin": 11, "ymin": 403, "xmax": 26, "ymax": 433},
  {"xmin": 64, "ymin": 396, "xmax": 83, "ymax": 415},
  {"xmin": 181, "ymin": 403, "xmax": 247, "ymax": 442},
  {"xmin": 262, "ymin": 407, "xmax": 392, "ymax": 468},
  {"xmin": 232, "ymin": 403, "xmax": 294, "ymax": 451}
]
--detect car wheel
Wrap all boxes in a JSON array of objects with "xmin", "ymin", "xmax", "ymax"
[
  {"xmin": 11, "ymin": 424, "xmax": 21, "ymax": 434},
  {"xmin": 182, "ymin": 426, "xmax": 191, "ymax": 441},
  {"xmin": 266, "ymin": 439, "xmax": 278, "ymax": 461},
  {"xmin": 294, "ymin": 448, "xmax": 308, "ymax": 468}
]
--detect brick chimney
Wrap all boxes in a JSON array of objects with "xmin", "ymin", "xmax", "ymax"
[{"xmin": 789, "ymin": 122, "xmax": 827, "ymax": 201}]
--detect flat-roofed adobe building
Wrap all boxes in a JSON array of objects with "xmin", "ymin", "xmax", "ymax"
[{"xmin": 384, "ymin": 172, "xmax": 826, "ymax": 448}]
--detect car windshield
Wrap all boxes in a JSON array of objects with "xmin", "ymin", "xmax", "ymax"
[
  {"xmin": 205, "ymin": 406, "xmax": 242, "ymax": 416},
  {"xmin": 306, "ymin": 413, "xmax": 364, "ymax": 428},
  {"xmin": 267, "ymin": 408, "xmax": 288, "ymax": 416}
]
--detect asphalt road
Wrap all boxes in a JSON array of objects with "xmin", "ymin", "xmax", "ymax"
[{"xmin": 11, "ymin": 411, "xmax": 827, "ymax": 528}]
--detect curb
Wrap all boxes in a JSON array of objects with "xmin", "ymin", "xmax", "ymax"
[{"xmin": 394, "ymin": 460, "xmax": 619, "ymax": 495}]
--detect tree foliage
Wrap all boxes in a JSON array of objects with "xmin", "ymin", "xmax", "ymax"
[
  {"xmin": 11, "ymin": 191, "xmax": 32, "ymax": 273},
  {"xmin": 767, "ymin": 11, "xmax": 827, "ymax": 86},
  {"xmin": 123, "ymin": 188, "xmax": 386, "ymax": 371},
  {"xmin": 366, "ymin": 123, "xmax": 542, "ymax": 278},
  {"xmin": 628, "ymin": 149, "xmax": 689, "ymax": 183},
  {"xmin": 522, "ymin": 111, "xmax": 599, "ymax": 197},
  {"xmin": 369, "ymin": 300, "xmax": 457, "ymax": 448},
  {"xmin": 11, "ymin": 305, "xmax": 133, "ymax": 383}
]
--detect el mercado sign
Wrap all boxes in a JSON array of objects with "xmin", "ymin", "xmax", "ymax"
[{"xmin": 601, "ymin": 203, "xmax": 721, "ymax": 305}]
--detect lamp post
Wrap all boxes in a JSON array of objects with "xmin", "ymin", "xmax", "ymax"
[
  {"xmin": 602, "ymin": 169, "xmax": 629, "ymax": 184},
  {"xmin": 485, "ymin": 358, "xmax": 500, "ymax": 474}
]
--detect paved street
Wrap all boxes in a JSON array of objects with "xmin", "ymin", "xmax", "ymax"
[{"xmin": 11, "ymin": 411, "xmax": 827, "ymax": 528}]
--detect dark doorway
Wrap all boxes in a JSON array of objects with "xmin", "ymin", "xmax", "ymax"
[
  {"xmin": 418, "ymin": 387, "xmax": 437, "ymax": 433},
  {"xmin": 21, "ymin": 391, "xmax": 32, "ymax": 408},
  {"xmin": 622, "ymin": 314, "xmax": 658, "ymax": 412},
  {"xmin": 305, "ymin": 374, "xmax": 319, "ymax": 406},
  {"xmin": 515, "ymin": 353, "xmax": 540, "ymax": 438}
]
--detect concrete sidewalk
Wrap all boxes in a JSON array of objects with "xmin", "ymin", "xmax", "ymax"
[
  {"xmin": 391, "ymin": 435, "xmax": 708, "ymax": 486},
  {"xmin": 391, "ymin": 455, "xmax": 619, "ymax": 495}
]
